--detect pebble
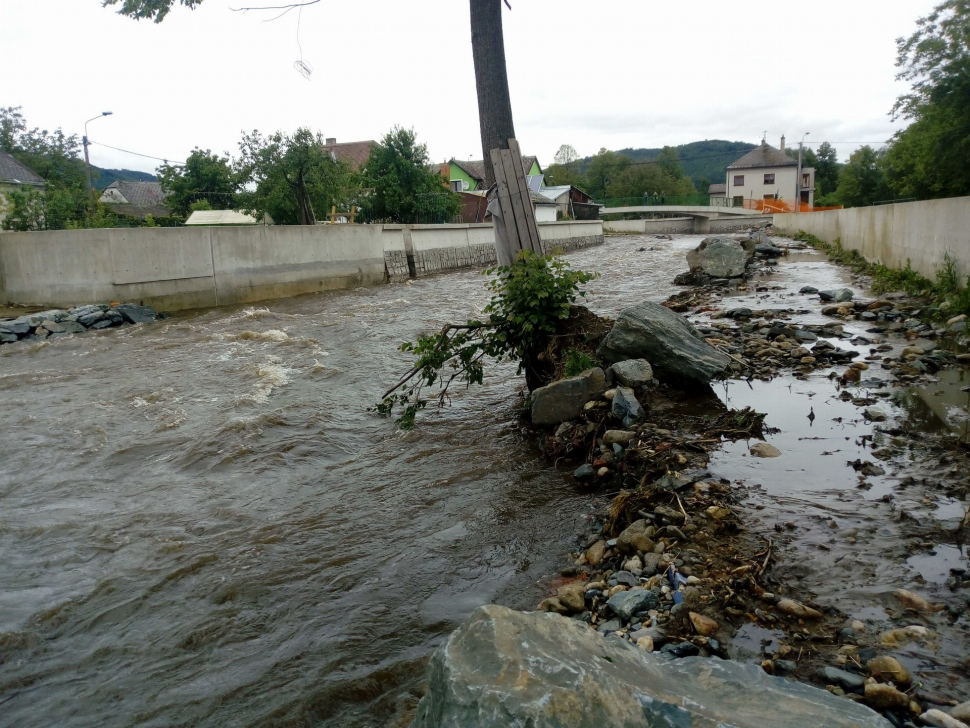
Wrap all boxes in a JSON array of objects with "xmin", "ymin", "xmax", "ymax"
[
  {"xmin": 777, "ymin": 598, "xmax": 822, "ymax": 619},
  {"xmin": 864, "ymin": 407, "xmax": 887, "ymax": 422},
  {"xmin": 822, "ymin": 666, "xmax": 866, "ymax": 692},
  {"xmin": 864, "ymin": 682, "xmax": 910, "ymax": 710},
  {"xmin": 557, "ymin": 582, "xmax": 587, "ymax": 613},
  {"xmin": 749, "ymin": 442, "xmax": 781, "ymax": 457},
  {"xmin": 921, "ymin": 710, "xmax": 970, "ymax": 728},
  {"xmin": 893, "ymin": 588, "xmax": 944, "ymax": 613},
  {"xmin": 867, "ymin": 655, "xmax": 912, "ymax": 687},
  {"xmin": 636, "ymin": 635, "xmax": 655, "ymax": 652},
  {"xmin": 689, "ymin": 612, "xmax": 718, "ymax": 636},
  {"xmin": 586, "ymin": 540, "xmax": 607, "ymax": 566},
  {"xmin": 952, "ymin": 703, "xmax": 970, "ymax": 723}
]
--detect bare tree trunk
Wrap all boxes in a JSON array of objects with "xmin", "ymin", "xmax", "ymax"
[
  {"xmin": 296, "ymin": 172, "xmax": 315, "ymax": 225},
  {"xmin": 469, "ymin": 0, "xmax": 516, "ymax": 188}
]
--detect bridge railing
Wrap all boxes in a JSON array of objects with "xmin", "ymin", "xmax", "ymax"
[
  {"xmin": 594, "ymin": 194, "xmax": 721, "ymax": 208},
  {"xmin": 742, "ymin": 199, "xmax": 844, "ymax": 213}
]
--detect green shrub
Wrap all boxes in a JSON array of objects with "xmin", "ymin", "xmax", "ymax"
[{"xmin": 563, "ymin": 349, "xmax": 596, "ymax": 377}]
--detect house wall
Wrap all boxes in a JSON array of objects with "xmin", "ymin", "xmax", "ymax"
[
  {"xmin": 535, "ymin": 205, "xmax": 558, "ymax": 223},
  {"xmin": 726, "ymin": 167, "xmax": 814, "ymax": 206},
  {"xmin": 772, "ymin": 197, "xmax": 970, "ymax": 282},
  {"xmin": 448, "ymin": 163, "xmax": 480, "ymax": 192}
]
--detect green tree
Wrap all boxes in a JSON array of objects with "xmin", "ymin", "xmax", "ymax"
[
  {"xmin": 237, "ymin": 128, "xmax": 350, "ymax": 225},
  {"xmin": 157, "ymin": 148, "xmax": 239, "ymax": 217},
  {"xmin": 1, "ymin": 106, "xmax": 91, "ymax": 229},
  {"xmin": 584, "ymin": 149, "xmax": 630, "ymax": 198},
  {"xmin": 814, "ymin": 142, "xmax": 841, "ymax": 197},
  {"xmin": 883, "ymin": 0, "xmax": 970, "ymax": 199},
  {"xmin": 834, "ymin": 146, "xmax": 890, "ymax": 207},
  {"xmin": 102, "ymin": 0, "xmax": 201, "ymax": 22},
  {"xmin": 553, "ymin": 144, "xmax": 579, "ymax": 166},
  {"xmin": 359, "ymin": 127, "xmax": 460, "ymax": 224}
]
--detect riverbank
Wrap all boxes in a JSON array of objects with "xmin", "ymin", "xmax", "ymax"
[{"xmin": 515, "ymin": 232, "xmax": 970, "ymax": 727}]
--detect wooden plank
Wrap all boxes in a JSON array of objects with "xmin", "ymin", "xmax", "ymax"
[
  {"xmin": 490, "ymin": 147, "xmax": 524, "ymax": 259},
  {"xmin": 507, "ymin": 139, "xmax": 542, "ymax": 253},
  {"xmin": 496, "ymin": 147, "xmax": 531, "ymax": 256}
]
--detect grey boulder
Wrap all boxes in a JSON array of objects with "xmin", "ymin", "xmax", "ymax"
[
  {"xmin": 410, "ymin": 605, "xmax": 892, "ymax": 728},
  {"xmin": 531, "ymin": 368, "xmax": 607, "ymax": 426},
  {"xmin": 609, "ymin": 359, "xmax": 653, "ymax": 388},
  {"xmin": 598, "ymin": 301, "xmax": 731, "ymax": 388},
  {"xmin": 114, "ymin": 303, "xmax": 158, "ymax": 324},
  {"xmin": 686, "ymin": 236, "xmax": 747, "ymax": 278},
  {"xmin": 611, "ymin": 386, "xmax": 644, "ymax": 427},
  {"xmin": 819, "ymin": 288, "xmax": 854, "ymax": 302},
  {"xmin": 607, "ymin": 588, "xmax": 659, "ymax": 621}
]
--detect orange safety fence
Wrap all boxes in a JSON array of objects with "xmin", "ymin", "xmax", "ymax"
[{"xmin": 742, "ymin": 199, "xmax": 843, "ymax": 214}]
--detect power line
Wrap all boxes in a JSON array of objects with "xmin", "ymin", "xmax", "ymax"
[{"xmin": 88, "ymin": 140, "xmax": 185, "ymax": 166}]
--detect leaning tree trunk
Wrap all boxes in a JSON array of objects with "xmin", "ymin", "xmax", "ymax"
[
  {"xmin": 469, "ymin": 0, "xmax": 516, "ymax": 188},
  {"xmin": 296, "ymin": 172, "xmax": 316, "ymax": 225}
]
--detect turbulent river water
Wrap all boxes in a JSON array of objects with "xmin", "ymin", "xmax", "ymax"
[
  {"xmin": 0, "ymin": 237, "xmax": 692, "ymax": 728},
  {"xmin": 4, "ymin": 234, "xmax": 969, "ymax": 727}
]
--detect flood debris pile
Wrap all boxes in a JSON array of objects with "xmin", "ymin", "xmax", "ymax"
[{"xmin": 0, "ymin": 303, "xmax": 159, "ymax": 345}]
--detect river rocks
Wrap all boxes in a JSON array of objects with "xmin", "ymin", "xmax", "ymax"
[
  {"xmin": 755, "ymin": 242, "xmax": 784, "ymax": 257},
  {"xmin": 611, "ymin": 386, "xmax": 643, "ymax": 427},
  {"xmin": 531, "ymin": 367, "xmax": 607, "ymax": 426},
  {"xmin": 411, "ymin": 607, "xmax": 895, "ymax": 728},
  {"xmin": 921, "ymin": 709, "xmax": 970, "ymax": 728},
  {"xmin": 878, "ymin": 625, "xmax": 936, "ymax": 648},
  {"xmin": 608, "ymin": 588, "xmax": 659, "ymax": 621},
  {"xmin": 864, "ymin": 407, "xmax": 887, "ymax": 422},
  {"xmin": 750, "ymin": 442, "xmax": 782, "ymax": 458},
  {"xmin": 820, "ymin": 288, "xmax": 854, "ymax": 302},
  {"xmin": 586, "ymin": 540, "xmax": 607, "ymax": 566},
  {"xmin": 557, "ymin": 582, "xmax": 587, "ymax": 613},
  {"xmin": 616, "ymin": 519, "xmax": 656, "ymax": 554},
  {"xmin": 823, "ymin": 666, "xmax": 866, "ymax": 692},
  {"xmin": 866, "ymin": 655, "xmax": 912, "ymax": 686},
  {"xmin": 777, "ymin": 598, "xmax": 822, "ymax": 619},
  {"xmin": 864, "ymin": 683, "xmax": 911, "ymax": 711},
  {"xmin": 603, "ymin": 430, "xmax": 636, "ymax": 446},
  {"xmin": 893, "ymin": 589, "xmax": 945, "ymax": 613},
  {"xmin": 0, "ymin": 302, "xmax": 158, "ymax": 346},
  {"xmin": 686, "ymin": 237, "xmax": 747, "ymax": 278},
  {"xmin": 689, "ymin": 611, "xmax": 718, "ymax": 635},
  {"xmin": 951, "ymin": 703, "xmax": 970, "ymax": 723},
  {"xmin": 609, "ymin": 359, "xmax": 653, "ymax": 388},
  {"xmin": 598, "ymin": 301, "xmax": 731, "ymax": 388},
  {"xmin": 800, "ymin": 285, "xmax": 819, "ymax": 294},
  {"xmin": 635, "ymin": 635, "xmax": 654, "ymax": 652},
  {"xmin": 573, "ymin": 463, "xmax": 595, "ymax": 481}
]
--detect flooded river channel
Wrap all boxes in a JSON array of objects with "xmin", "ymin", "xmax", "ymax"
[{"xmin": 1, "ymin": 235, "xmax": 967, "ymax": 726}]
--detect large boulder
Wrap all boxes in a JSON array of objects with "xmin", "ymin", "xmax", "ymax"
[
  {"xmin": 685, "ymin": 236, "xmax": 746, "ymax": 278},
  {"xmin": 114, "ymin": 303, "xmax": 159, "ymax": 324},
  {"xmin": 411, "ymin": 605, "xmax": 892, "ymax": 728},
  {"xmin": 598, "ymin": 302, "xmax": 731, "ymax": 388},
  {"xmin": 531, "ymin": 368, "xmax": 607, "ymax": 426}
]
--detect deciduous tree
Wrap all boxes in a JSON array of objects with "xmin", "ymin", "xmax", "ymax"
[{"xmin": 158, "ymin": 148, "xmax": 239, "ymax": 217}]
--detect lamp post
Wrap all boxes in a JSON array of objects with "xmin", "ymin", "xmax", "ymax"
[
  {"xmin": 795, "ymin": 132, "xmax": 809, "ymax": 212},
  {"xmin": 83, "ymin": 112, "xmax": 113, "ymax": 208}
]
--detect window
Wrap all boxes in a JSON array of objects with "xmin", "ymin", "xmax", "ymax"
[
  {"xmin": 764, "ymin": 173, "xmax": 775, "ymax": 185},
  {"xmin": 733, "ymin": 175, "xmax": 744, "ymax": 186},
  {"xmin": 732, "ymin": 196, "xmax": 744, "ymax": 206},
  {"xmin": 763, "ymin": 194, "xmax": 776, "ymax": 200},
  {"xmin": 450, "ymin": 180, "xmax": 469, "ymax": 192},
  {"xmin": 802, "ymin": 173, "xmax": 810, "ymax": 185}
]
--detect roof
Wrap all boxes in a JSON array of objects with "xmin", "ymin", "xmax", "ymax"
[
  {"xmin": 104, "ymin": 180, "xmax": 168, "ymax": 205},
  {"xmin": 529, "ymin": 190, "xmax": 557, "ymax": 206},
  {"xmin": 0, "ymin": 149, "xmax": 45, "ymax": 186},
  {"xmin": 727, "ymin": 142, "xmax": 797, "ymax": 170},
  {"xmin": 708, "ymin": 183, "xmax": 726, "ymax": 195},
  {"xmin": 321, "ymin": 140, "xmax": 376, "ymax": 171},
  {"xmin": 538, "ymin": 185, "xmax": 572, "ymax": 201},
  {"xmin": 451, "ymin": 155, "xmax": 539, "ymax": 183},
  {"xmin": 185, "ymin": 210, "xmax": 260, "ymax": 225}
]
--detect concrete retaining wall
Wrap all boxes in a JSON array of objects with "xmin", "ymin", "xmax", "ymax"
[
  {"xmin": 604, "ymin": 218, "xmax": 693, "ymax": 234},
  {"xmin": 711, "ymin": 215, "xmax": 772, "ymax": 233},
  {"xmin": 772, "ymin": 197, "xmax": 970, "ymax": 282},
  {"xmin": 0, "ymin": 220, "xmax": 603, "ymax": 310}
]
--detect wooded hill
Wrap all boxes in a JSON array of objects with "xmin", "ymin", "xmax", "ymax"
[{"xmin": 582, "ymin": 140, "xmax": 756, "ymax": 189}]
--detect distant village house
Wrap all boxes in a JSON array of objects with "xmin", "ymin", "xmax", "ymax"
[
  {"xmin": 0, "ymin": 149, "xmax": 46, "ymax": 227},
  {"xmin": 99, "ymin": 180, "xmax": 172, "ymax": 220},
  {"xmin": 720, "ymin": 137, "xmax": 815, "ymax": 209},
  {"xmin": 320, "ymin": 138, "xmax": 376, "ymax": 172}
]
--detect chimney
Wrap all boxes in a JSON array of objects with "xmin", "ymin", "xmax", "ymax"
[
  {"xmin": 780, "ymin": 135, "xmax": 786, "ymax": 152},
  {"xmin": 326, "ymin": 137, "xmax": 336, "ymax": 145}
]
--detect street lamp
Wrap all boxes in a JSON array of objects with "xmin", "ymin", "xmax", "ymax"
[
  {"xmin": 796, "ymin": 132, "xmax": 810, "ymax": 211},
  {"xmin": 83, "ymin": 112, "xmax": 113, "ymax": 208}
]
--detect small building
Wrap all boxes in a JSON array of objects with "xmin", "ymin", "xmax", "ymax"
[
  {"xmin": 99, "ymin": 180, "xmax": 171, "ymax": 219},
  {"xmin": 537, "ymin": 184, "xmax": 600, "ymax": 219},
  {"xmin": 725, "ymin": 138, "xmax": 815, "ymax": 208},
  {"xmin": 445, "ymin": 156, "xmax": 543, "ymax": 192},
  {"xmin": 530, "ymin": 191, "xmax": 559, "ymax": 223},
  {"xmin": 707, "ymin": 183, "xmax": 729, "ymax": 207},
  {"xmin": 185, "ymin": 210, "xmax": 272, "ymax": 226},
  {"xmin": 320, "ymin": 138, "xmax": 376, "ymax": 172},
  {"xmin": 0, "ymin": 149, "xmax": 45, "ymax": 227}
]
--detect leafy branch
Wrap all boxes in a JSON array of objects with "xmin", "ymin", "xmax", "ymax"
[{"xmin": 377, "ymin": 252, "xmax": 597, "ymax": 430}]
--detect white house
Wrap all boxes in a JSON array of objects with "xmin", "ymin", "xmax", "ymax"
[{"xmin": 725, "ymin": 138, "xmax": 814, "ymax": 209}]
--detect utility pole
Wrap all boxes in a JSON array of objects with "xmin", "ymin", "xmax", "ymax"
[
  {"xmin": 796, "ymin": 132, "xmax": 809, "ymax": 212},
  {"xmin": 83, "ymin": 112, "xmax": 113, "ymax": 209}
]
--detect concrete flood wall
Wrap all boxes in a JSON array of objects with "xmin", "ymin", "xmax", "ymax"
[
  {"xmin": 0, "ymin": 220, "xmax": 603, "ymax": 311},
  {"xmin": 773, "ymin": 197, "xmax": 970, "ymax": 282},
  {"xmin": 603, "ymin": 215, "xmax": 772, "ymax": 236},
  {"xmin": 399, "ymin": 220, "xmax": 604, "ymax": 277}
]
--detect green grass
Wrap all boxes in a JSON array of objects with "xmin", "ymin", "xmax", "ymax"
[{"xmin": 794, "ymin": 231, "xmax": 970, "ymax": 321}]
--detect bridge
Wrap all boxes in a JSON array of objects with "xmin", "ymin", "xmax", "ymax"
[{"xmin": 594, "ymin": 196, "xmax": 765, "ymax": 233}]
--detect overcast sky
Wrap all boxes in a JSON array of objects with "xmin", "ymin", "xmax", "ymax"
[{"xmin": 1, "ymin": 0, "xmax": 939, "ymax": 175}]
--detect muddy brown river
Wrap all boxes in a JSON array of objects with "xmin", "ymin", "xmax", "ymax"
[{"xmin": 1, "ymin": 235, "xmax": 967, "ymax": 726}]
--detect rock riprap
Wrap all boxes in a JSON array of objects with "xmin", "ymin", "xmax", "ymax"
[
  {"xmin": 598, "ymin": 301, "xmax": 731, "ymax": 388},
  {"xmin": 531, "ymin": 368, "xmax": 607, "ymax": 426},
  {"xmin": 411, "ymin": 605, "xmax": 892, "ymax": 728},
  {"xmin": 0, "ymin": 303, "xmax": 159, "ymax": 345},
  {"xmin": 686, "ymin": 236, "xmax": 747, "ymax": 278}
]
